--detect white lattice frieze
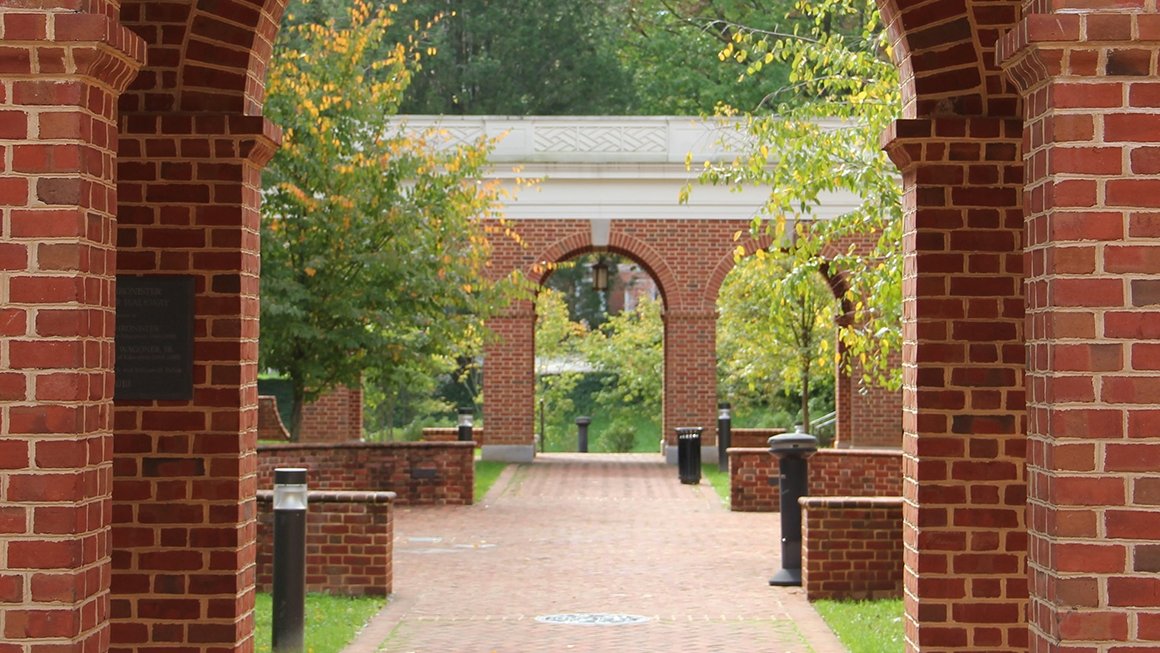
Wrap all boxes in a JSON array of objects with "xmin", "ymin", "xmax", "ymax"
[{"xmin": 534, "ymin": 125, "xmax": 668, "ymax": 154}]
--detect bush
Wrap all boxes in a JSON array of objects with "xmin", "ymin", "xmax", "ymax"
[{"xmin": 600, "ymin": 420, "xmax": 637, "ymax": 453}]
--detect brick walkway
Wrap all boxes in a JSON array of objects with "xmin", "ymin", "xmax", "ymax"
[{"xmin": 345, "ymin": 453, "xmax": 848, "ymax": 653}]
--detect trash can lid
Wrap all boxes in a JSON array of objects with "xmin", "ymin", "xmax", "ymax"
[
  {"xmin": 767, "ymin": 432, "xmax": 819, "ymax": 456},
  {"xmin": 674, "ymin": 426, "xmax": 703, "ymax": 435}
]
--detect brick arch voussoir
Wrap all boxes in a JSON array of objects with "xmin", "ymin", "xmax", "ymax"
[
  {"xmin": 605, "ymin": 231, "xmax": 677, "ymax": 310},
  {"xmin": 703, "ymin": 233, "xmax": 773, "ymax": 313},
  {"xmin": 178, "ymin": 0, "xmax": 289, "ymax": 114},
  {"xmin": 876, "ymin": 0, "xmax": 1020, "ymax": 119}
]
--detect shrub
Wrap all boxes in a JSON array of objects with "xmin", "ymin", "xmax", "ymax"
[{"xmin": 601, "ymin": 420, "xmax": 637, "ymax": 453}]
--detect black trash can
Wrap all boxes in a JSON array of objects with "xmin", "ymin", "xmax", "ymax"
[{"xmin": 676, "ymin": 427, "xmax": 703, "ymax": 484}]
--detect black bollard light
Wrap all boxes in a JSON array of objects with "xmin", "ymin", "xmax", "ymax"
[
  {"xmin": 768, "ymin": 426, "xmax": 819, "ymax": 587},
  {"xmin": 457, "ymin": 407, "xmax": 474, "ymax": 442},
  {"xmin": 272, "ymin": 468, "xmax": 308, "ymax": 653},
  {"xmin": 575, "ymin": 416, "xmax": 591, "ymax": 453},
  {"xmin": 717, "ymin": 402, "xmax": 732, "ymax": 473}
]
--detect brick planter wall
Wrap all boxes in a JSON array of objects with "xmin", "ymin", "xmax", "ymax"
[
  {"xmin": 421, "ymin": 427, "xmax": 484, "ymax": 443},
  {"xmin": 729, "ymin": 448, "xmax": 902, "ymax": 512},
  {"xmin": 256, "ymin": 491, "xmax": 394, "ymax": 596},
  {"xmin": 730, "ymin": 428, "xmax": 786, "ymax": 449},
  {"xmin": 257, "ymin": 442, "xmax": 474, "ymax": 505},
  {"xmin": 800, "ymin": 497, "xmax": 904, "ymax": 601}
]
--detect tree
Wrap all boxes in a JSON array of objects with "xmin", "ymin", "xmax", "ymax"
[
  {"xmin": 618, "ymin": 0, "xmax": 803, "ymax": 114},
  {"xmin": 580, "ymin": 296, "xmax": 664, "ymax": 424},
  {"xmin": 260, "ymin": 0, "xmax": 510, "ymax": 434},
  {"xmin": 717, "ymin": 252, "xmax": 837, "ymax": 429},
  {"xmin": 534, "ymin": 288, "xmax": 588, "ymax": 450},
  {"xmin": 695, "ymin": 0, "xmax": 902, "ymax": 390},
  {"xmin": 397, "ymin": 0, "xmax": 637, "ymax": 115}
]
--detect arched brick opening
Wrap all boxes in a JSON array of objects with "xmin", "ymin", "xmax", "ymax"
[
  {"xmin": 7, "ymin": 2, "xmax": 1160, "ymax": 652},
  {"xmin": 878, "ymin": 0, "xmax": 1029, "ymax": 650}
]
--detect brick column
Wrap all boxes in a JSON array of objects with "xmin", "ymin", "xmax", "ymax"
[
  {"xmin": 0, "ymin": 7, "xmax": 142, "ymax": 653},
  {"xmin": 884, "ymin": 117, "xmax": 1028, "ymax": 652},
  {"xmin": 299, "ymin": 385, "xmax": 363, "ymax": 443},
  {"xmin": 662, "ymin": 309, "xmax": 717, "ymax": 459},
  {"xmin": 111, "ymin": 113, "xmax": 277, "ymax": 651},
  {"xmin": 1000, "ymin": 10, "xmax": 1160, "ymax": 651},
  {"xmin": 481, "ymin": 303, "xmax": 536, "ymax": 461}
]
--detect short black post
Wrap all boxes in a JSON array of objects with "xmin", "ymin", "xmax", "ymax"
[
  {"xmin": 575, "ymin": 416, "xmax": 591, "ymax": 453},
  {"xmin": 717, "ymin": 402, "xmax": 732, "ymax": 473},
  {"xmin": 768, "ymin": 426, "xmax": 819, "ymax": 587},
  {"xmin": 272, "ymin": 468, "xmax": 308, "ymax": 653},
  {"xmin": 457, "ymin": 407, "xmax": 474, "ymax": 442},
  {"xmin": 676, "ymin": 427, "xmax": 703, "ymax": 484}
]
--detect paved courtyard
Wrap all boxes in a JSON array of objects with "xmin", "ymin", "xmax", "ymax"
[{"xmin": 344, "ymin": 453, "xmax": 848, "ymax": 653}]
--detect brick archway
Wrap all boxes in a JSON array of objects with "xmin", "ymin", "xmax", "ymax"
[
  {"xmin": 7, "ymin": 3, "xmax": 1160, "ymax": 652},
  {"xmin": 466, "ymin": 117, "xmax": 899, "ymax": 462}
]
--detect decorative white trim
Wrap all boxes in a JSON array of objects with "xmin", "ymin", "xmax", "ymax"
[{"xmin": 392, "ymin": 115, "xmax": 863, "ymax": 222}]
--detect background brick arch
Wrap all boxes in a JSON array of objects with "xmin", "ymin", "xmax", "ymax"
[{"xmin": 531, "ymin": 231, "xmax": 678, "ymax": 309}]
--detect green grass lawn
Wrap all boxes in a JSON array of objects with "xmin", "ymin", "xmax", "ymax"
[
  {"xmin": 814, "ymin": 598, "xmax": 905, "ymax": 653},
  {"xmin": 253, "ymin": 593, "xmax": 384, "ymax": 653},
  {"xmin": 474, "ymin": 460, "xmax": 508, "ymax": 501},
  {"xmin": 701, "ymin": 461, "xmax": 730, "ymax": 505}
]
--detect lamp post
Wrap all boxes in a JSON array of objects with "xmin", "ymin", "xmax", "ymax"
[
  {"xmin": 457, "ymin": 407, "xmax": 474, "ymax": 442},
  {"xmin": 591, "ymin": 258, "xmax": 609, "ymax": 293}
]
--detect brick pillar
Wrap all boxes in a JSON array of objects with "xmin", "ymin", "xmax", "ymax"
[
  {"xmin": 481, "ymin": 303, "xmax": 535, "ymax": 462},
  {"xmin": 884, "ymin": 117, "xmax": 1028, "ymax": 652},
  {"xmin": 0, "ymin": 8, "xmax": 142, "ymax": 653},
  {"xmin": 299, "ymin": 385, "xmax": 363, "ymax": 443},
  {"xmin": 1000, "ymin": 10, "xmax": 1160, "ymax": 651},
  {"xmin": 662, "ymin": 309, "xmax": 717, "ymax": 458},
  {"xmin": 111, "ymin": 114, "xmax": 278, "ymax": 651}
]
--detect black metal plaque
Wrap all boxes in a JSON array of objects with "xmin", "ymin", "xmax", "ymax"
[{"xmin": 114, "ymin": 275, "xmax": 195, "ymax": 401}]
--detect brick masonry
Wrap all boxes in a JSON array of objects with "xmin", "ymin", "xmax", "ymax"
[
  {"xmin": 729, "ymin": 448, "xmax": 903, "ymax": 513},
  {"xmin": 9, "ymin": 3, "xmax": 1160, "ymax": 653},
  {"xmin": 255, "ymin": 491, "xmax": 394, "ymax": 597},
  {"xmin": 298, "ymin": 385, "xmax": 363, "ymax": 443},
  {"xmin": 482, "ymin": 218, "xmax": 901, "ymax": 452},
  {"xmin": 801, "ymin": 497, "xmax": 905, "ymax": 601},
  {"xmin": 421, "ymin": 427, "xmax": 483, "ymax": 442},
  {"xmin": 256, "ymin": 442, "xmax": 474, "ymax": 506}
]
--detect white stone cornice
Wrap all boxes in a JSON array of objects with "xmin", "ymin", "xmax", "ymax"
[{"xmin": 394, "ymin": 115, "xmax": 861, "ymax": 222}]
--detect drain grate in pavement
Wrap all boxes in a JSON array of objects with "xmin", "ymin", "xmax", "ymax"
[{"xmin": 534, "ymin": 613, "xmax": 651, "ymax": 626}]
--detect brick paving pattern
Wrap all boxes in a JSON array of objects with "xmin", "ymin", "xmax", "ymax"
[{"xmin": 345, "ymin": 454, "xmax": 847, "ymax": 653}]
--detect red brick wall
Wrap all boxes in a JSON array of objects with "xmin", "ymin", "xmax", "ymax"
[
  {"xmin": 258, "ymin": 395, "xmax": 290, "ymax": 440},
  {"xmin": 801, "ymin": 497, "xmax": 904, "ymax": 601},
  {"xmin": 257, "ymin": 442, "xmax": 474, "ymax": 505},
  {"xmin": 421, "ymin": 427, "xmax": 484, "ymax": 442},
  {"xmin": 255, "ymin": 491, "xmax": 394, "ymax": 597},
  {"xmin": 299, "ymin": 385, "xmax": 363, "ymax": 443},
  {"xmin": 729, "ymin": 448, "xmax": 902, "ymax": 512},
  {"xmin": 730, "ymin": 428, "xmax": 786, "ymax": 449},
  {"xmin": 999, "ymin": 8, "xmax": 1160, "ymax": 651},
  {"xmin": 0, "ymin": 8, "xmax": 144, "ymax": 653}
]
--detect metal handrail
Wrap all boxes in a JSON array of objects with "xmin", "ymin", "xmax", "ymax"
[{"xmin": 810, "ymin": 410, "xmax": 837, "ymax": 431}]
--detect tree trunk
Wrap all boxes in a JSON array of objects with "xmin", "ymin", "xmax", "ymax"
[
  {"xmin": 800, "ymin": 365, "xmax": 811, "ymax": 433},
  {"xmin": 290, "ymin": 380, "xmax": 305, "ymax": 442}
]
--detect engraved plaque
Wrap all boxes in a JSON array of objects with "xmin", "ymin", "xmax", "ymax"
[{"xmin": 114, "ymin": 275, "xmax": 195, "ymax": 401}]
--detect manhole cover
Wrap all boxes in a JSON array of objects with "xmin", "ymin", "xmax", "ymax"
[{"xmin": 535, "ymin": 613, "xmax": 651, "ymax": 626}]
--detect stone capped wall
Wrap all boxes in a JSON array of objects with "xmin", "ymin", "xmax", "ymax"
[
  {"xmin": 729, "ymin": 448, "xmax": 902, "ymax": 512},
  {"xmin": 257, "ymin": 442, "xmax": 474, "ymax": 505}
]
